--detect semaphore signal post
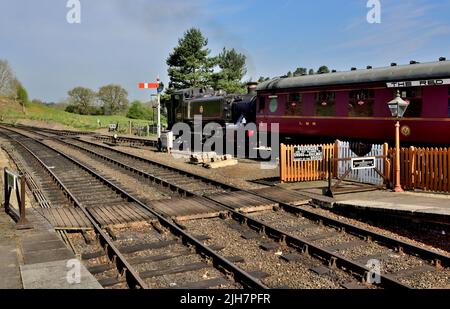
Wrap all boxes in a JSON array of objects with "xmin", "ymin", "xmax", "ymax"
[{"xmin": 138, "ymin": 77, "xmax": 164, "ymax": 140}]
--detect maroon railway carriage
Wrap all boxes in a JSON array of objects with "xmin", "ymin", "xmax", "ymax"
[{"xmin": 256, "ymin": 59, "xmax": 450, "ymax": 145}]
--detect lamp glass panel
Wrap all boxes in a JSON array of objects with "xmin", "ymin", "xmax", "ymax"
[{"xmin": 388, "ymin": 104, "xmax": 398, "ymax": 117}]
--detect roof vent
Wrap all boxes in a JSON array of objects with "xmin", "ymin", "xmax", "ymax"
[
  {"xmin": 439, "ymin": 57, "xmax": 447, "ymax": 61},
  {"xmin": 410, "ymin": 60, "xmax": 419, "ymax": 64},
  {"xmin": 391, "ymin": 63, "xmax": 397, "ymax": 67},
  {"xmin": 351, "ymin": 67, "xmax": 357, "ymax": 71},
  {"xmin": 366, "ymin": 65, "xmax": 373, "ymax": 69}
]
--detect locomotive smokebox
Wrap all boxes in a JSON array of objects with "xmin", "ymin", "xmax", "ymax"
[{"xmin": 246, "ymin": 82, "xmax": 258, "ymax": 95}]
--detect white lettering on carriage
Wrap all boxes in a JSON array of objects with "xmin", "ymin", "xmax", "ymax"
[{"xmin": 387, "ymin": 79, "xmax": 450, "ymax": 88}]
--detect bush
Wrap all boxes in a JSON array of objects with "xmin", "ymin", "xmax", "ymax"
[
  {"xmin": 65, "ymin": 105, "xmax": 77, "ymax": 113},
  {"xmin": 126, "ymin": 101, "xmax": 150, "ymax": 120},
  {"xmin": 88, "ymin": 106, "xmax": 104, "ymax": 115},
  {"xmin": 17, "ymin": 84, "xmax": 28, "ymax": 107}
]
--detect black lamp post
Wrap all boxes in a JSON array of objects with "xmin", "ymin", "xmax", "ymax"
[{"xmin": 387, "ymin": 90, "xmax": 409, "ymax": 192}]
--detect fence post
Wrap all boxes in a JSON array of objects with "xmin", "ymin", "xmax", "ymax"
[
  {"xmin": 447, "ymin": 148, "xmax": 450, "ymax": 192},
  {"xmin": 326, "ymin": 158, "xmax": 333, "ymax": 197},
  {"xmin": 16, "ymin": 175, "xmax": 31, "ymax": 230},
  {"xmin": 333, "ymin": 140, "xmax": 339, "ymax": 176},
  {"xmin": 383, "ymin": 143, "xmax": 389, "ymax": 187},
  {"xmin": 410, "ymin": 146, "xmax": 415, "ymax": 190},
  {"xmin": 3, "ymin": 169, "xmax": 32, "ymax": 230},
  {"xmin": 128, "ymin": 121, "xmax": 132, "ymax": 135},
  {"xmin": 3, "ymin": 168, "xmax": 8, "ymax": 213},
  {"xmin": 280, "ymin": 144, "xmax": 286, "ymax": 183}
]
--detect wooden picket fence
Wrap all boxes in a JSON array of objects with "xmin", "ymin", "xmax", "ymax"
[
  {"xmin": 280, "ymin": 143, "xmax": 334, "ymax": 182},
  {"xmin": 281, "ymin": 142, "xmax": 450, "ymax": 194},
  {"xmin": 392, "ymin": 147, "xmax": 450, "ymax": 193}
]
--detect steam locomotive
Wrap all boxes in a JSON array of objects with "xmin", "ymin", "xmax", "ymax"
[{"xmin": 167, "ymin": 83, "xmax": 257, "ymax": 131}]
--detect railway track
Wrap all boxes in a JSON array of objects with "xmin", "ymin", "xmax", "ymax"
[
  {"xmin": 0, "ymin": 127, "xmax": 266, "ymax": 289},
  {"xmin": 3, "ymin": 125, "xmax": 450, "ymax": 288},
  {"xmin": 93, "ymin": 135, "xmax": 158, "ymax": 149}
]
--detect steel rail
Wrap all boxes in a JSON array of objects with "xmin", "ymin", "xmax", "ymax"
[
  {"xmin": 94, "ymin": 135, "xmax": 158, "ymax": 148},
  {"xmin": 44, "ymin": 134, "xmax": 414, "ymax": 288},
  {"xmin": 1, "ymin": 126, "xmax": 267, "ymax": 289},
  {"xmin": 4, "ymin": 134, "xmax": 148, "ymax": 289},
  {"xmin": 58, "ymin": 133, "xmax": 450, "ymax": 269},
  {"xmin": 9, "ymin": 126, "xmax": 448, "ymax": 287}
]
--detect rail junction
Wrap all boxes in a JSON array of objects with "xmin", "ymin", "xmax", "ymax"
[{"xmin": 0, "ymin": 124, "xmax": 449, "ymax": 289}]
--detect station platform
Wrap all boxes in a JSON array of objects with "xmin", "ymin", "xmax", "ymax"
[
  {"xmin": 280, "ymin": 181, "xmax": 450, "ymax": 224},
  {"xmin": 0, "ymin": 145, "xmax": 102, "ymax": 289},
  {"xmin": 0, "ymin": 206, "xmax": 102, "ymax": 289}
]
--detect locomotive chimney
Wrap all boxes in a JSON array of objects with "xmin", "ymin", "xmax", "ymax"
[{"xmin": 247, "ymin": 82, "xmax": 258, "ymax": 95}]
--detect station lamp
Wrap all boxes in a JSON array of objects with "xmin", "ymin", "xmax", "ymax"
[
  {"xmin": 387, "ymin": 90, "xmax": 409, "ymax": 192},
  {"xmin": 388, "ymin": 90, "xmax": 409, "ymax": 118}
]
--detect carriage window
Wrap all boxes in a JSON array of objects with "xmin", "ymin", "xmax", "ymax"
[
  {"xmin": 397, "ymin": 87, "xmax": 422, "ymax": 117},
  {"xmin": 258, "ymin": 96, "xmax": 266, "ymax": 113},
  {"xmin": 315, "ymin": 91, "xmax": 336, "ymax": 116},
  {"xmin": 285, "ymin": 93, "xmax": 303, "ymax": 116},
  {"xmin": 349, "ymin": 89, "xmax": 375, "ymax": 117},
  {"xmin": 269, "ymin": 96, "xmax": 279, "ymax": 113}
]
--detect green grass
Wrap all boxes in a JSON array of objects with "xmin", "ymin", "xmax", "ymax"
[{"xmin": 1, "ymin": 100, "xmax": 167, "ymax": 132}]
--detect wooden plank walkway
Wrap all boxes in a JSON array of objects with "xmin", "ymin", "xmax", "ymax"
[
  {"xmin": 149, "ymin": 197, "xmax": 223, "ymax": 221},
  {"xmin": 250, "ymin": 187, "xmax": 311, "ymax": 206},
  {"xmin": 207, "ymin": 191, "xmax": 277, "ymax": 213},
  {"xmin": 87, "ymin": 203, "xmax": 157, "ymax": 227},
  {"xmin": 36, "ymin": 208, "xmax": 92, "ymax": 230}
]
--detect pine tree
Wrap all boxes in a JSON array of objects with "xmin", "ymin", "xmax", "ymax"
[
  {"xmin": 211, "ymin": 48, "xmax": 247, "ymax": 94},
  {"xmin": 166, "ymin": 28, "xmax": 213, "ymax": 91}
]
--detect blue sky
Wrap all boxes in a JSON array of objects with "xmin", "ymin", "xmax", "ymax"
[{"xmin": 1, "ymin": 0, "xmax": 450, "ymax": 102}]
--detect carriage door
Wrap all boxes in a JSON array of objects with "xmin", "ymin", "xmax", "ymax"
[{"xmin": 257, "ymin": 95, "xmax": 267, "ymax": 124}]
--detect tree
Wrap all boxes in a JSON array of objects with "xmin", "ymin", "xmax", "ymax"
[
  {"xmin": 16, "ymin": 84, "xmax": 28, "ymax": 111},
  {"xmin": 0, "ymin": 59, "xmax": 15, "ymax": 96},
  {"xmin": 308, "ymin": 69, "xmax": 315, "ymax": 75},
  {"xmin": 67, "ymin": 87, "xmax": 96, "ymax": 115},
  {"xmin": 317, "ymin": 66, "xmax": 330, "ymax": 74},
  {"xmin": 98, "ymin": 84, "xmax": 129, "ymax": 115},
  {"xmin": 286, "ymin": 71, "xmax": 293, "ymax": 78},
  {"xmin": 166, "ymin": 28, "xmax": 213, "ymax": 90},
  {"xmin": 127, "ymin": 100, "xmax": 150, "ymax": 120},
  {"xmin": 293, "ymin": 67, "xmax": 307, "ymax": 76},
  {"xmin": 211, "ymin": 48, "xmax": 247, "ymax": 93}
]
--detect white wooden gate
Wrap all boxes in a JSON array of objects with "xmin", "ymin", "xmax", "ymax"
[{"xmin": 337, "ymin": 141, "xmax": 386, "ymax": 185}]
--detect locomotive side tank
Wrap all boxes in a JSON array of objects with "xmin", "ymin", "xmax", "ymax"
[{"xmin": 167, "ymin": 83, "xmax": 257, "ymax": 130}]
